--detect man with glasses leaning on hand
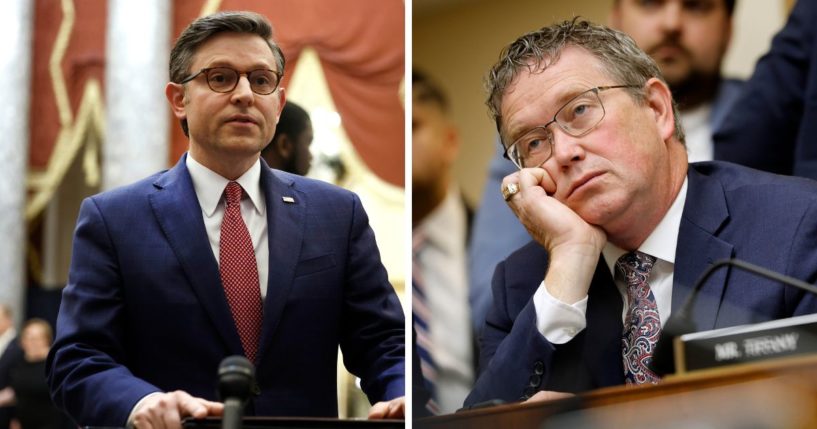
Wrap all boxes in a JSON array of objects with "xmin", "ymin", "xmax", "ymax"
[
  {"xmin": 465, "ymin": 18, "xmax": 817, "ymax": 405},
  {"xmin": 46, "ymin": 11, "xmax": 405, "ymax": 428}
]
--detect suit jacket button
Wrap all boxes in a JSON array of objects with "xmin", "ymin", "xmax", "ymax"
[
  {"xmin": 523, "ymin": 387, "xmax": 537, "ymax": 398},
  {"xmin": 529, "ymin": 374, "xmax": 541, "ymax": 387},
  {"xmin": 533, "ymin": 361, "xmax": 544, "ymax": 375}
]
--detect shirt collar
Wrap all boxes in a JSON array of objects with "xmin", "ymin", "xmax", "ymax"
[
  {"xmin": 602, "ymin": 177, "xmax": 688, "ymax": 273},
  {"xmin": 186, "ymin": 154, "xmax": 265, "ymax": 218}
]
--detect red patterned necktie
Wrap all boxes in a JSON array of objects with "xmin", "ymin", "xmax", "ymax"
[
  {"xmin": 219, "ymin": 181, "xmax": 263, "ymax": 362},
  {"xmin": 617, "ymin": 251, "xmax": 661, "ymax": 385}
]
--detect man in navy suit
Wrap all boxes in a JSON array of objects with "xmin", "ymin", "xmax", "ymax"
[
  {"xmin": 468, "ymin": 0, "xmax": 743, "ymax": 340},
  {"xmin": 46, "ymin": 11, "xmax": 405, "ymax": 427},
  {"xmin": 464, "ymin": 19, "xmax": 817, "ymax": 405}
]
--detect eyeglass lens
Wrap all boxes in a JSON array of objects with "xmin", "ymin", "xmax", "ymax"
[
  {"xmin": 206, "ymin": 67, "xmax": 279, "ymax": 94},
  {"xmin": 510, "ymin": 89, "xmax": 605, "ymax": 168}
]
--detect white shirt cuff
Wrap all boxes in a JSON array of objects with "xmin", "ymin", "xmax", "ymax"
[{"xmin": 532, "ymin": 281, "xmax": 588, "ymax": 344}]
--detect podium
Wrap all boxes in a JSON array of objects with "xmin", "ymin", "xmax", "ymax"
[
  {"xmin": 416, "ymin": 355, "xmax": 817, "ymax": 428},
  {"xmin": 183, "ymin": 417, "xmax": 404, "ymax": 429}
]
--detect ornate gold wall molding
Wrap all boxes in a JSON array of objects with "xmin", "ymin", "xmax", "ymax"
[{"xmin": 26, "ymin": 0, "xmax": 103, "ymax": 222}]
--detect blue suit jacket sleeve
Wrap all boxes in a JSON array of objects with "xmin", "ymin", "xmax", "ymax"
[
  {"xmin": 46, "ymin": 197, "xmax": 160, "ymax": 426},
  {"xmin": 714, "ymin": 0, "xmax": 817, "ymax": 179},
  {"xmin": 465, "ymin": 250, "xmax": 556, "ymax": 406},
  {"xmin": 338, "ymin": 193, "xmax": 405, "ymax": 402}
]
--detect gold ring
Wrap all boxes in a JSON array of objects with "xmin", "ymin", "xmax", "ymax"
[{"xmin": 502, "ymin": 182, "xmax": 519, "ymax": 201}]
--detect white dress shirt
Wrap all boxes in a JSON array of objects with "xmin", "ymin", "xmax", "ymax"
[
  {"xmin": 186, "ymin": 155, "xmax": 270, "ymax": 298},
  {"xmin": 533, "ymin": 178, "xmax": 689, "ymax": 343},
  {"xmin": 681, "ymin": 103, "xmax": 714, "ymax": 163}
]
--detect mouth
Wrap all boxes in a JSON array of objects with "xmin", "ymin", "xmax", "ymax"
[
  {"xmin": 650, "ymin": 43, "xmax": 687, "ymax": 61},
  {"xmin": 566, "ymin": 171, "xmax": 604, "ymax": 200},
  {"xmin": 225, "ymin": 114, "xmax": 258, "ymax": 126}
]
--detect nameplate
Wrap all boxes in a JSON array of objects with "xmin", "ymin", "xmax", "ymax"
[{"xmin": 674, "ymin": 313, "xmax": 817, "ymax": 373}]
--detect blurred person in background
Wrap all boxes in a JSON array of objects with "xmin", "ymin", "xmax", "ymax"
[
  {"xmin": 0, "ymin": 319, "xmax": 68, "ymax": 429},
  {"xmin": 0, "ymin": 306, "xmax": 21, "ymax": 429},
  {"xmin": 261, "ymin": 101, "xmax": 314, "ymax": 175},
  {"xmin": 412, "ymin": 69, "xmax": 475, "ymax": 415},
  {"xmin": 714, "ymin": 0, "xmax": 817, "ymax": 179}
]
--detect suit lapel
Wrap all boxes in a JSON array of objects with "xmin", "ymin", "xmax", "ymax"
[
  {"xmin": 256, "ymin": 166, "xmax": 305, "ymax": 359},
  {"xmin": 149, "ymin": 155, "xmax": 244, "ymax": 355},
  {"xmin": 673, "ymin": 165, "xmax": 735, "ymax": 332}
]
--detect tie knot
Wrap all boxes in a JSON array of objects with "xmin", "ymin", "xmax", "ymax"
[
  {"xmin": 616, "ymin": 251, "xmax": 657, "ymax": 282},
  {"xmin": 225, "ymin": 181, "xmax": 243, "ymax": 206}
]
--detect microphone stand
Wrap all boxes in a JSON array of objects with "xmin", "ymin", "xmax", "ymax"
[{"xmin": 651, "ymin": 258, "xmax": 817, "ymax": 376}]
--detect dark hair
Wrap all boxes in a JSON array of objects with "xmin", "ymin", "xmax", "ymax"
[
  {"xmin": 265, "ymin": 101, "xmax": 310, "ymax": 151},
  {"xmin": 412, "ymin": 69, "xmax": 450, "ymax": 113},
  {"xmin": 725, "ymin": 0, "xmax": 736, "ymax": 16},
  {"xmin": 169, "ymin": 11, "xmax": 286, "ymax": 136},
  {"xmin": 486, "ymin": 18, "xmax": 684, "ymax": 145}
]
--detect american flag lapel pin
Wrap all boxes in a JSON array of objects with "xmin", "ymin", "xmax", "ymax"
[{"xmin": 282, "ymin": 196, "xmax": 295, "ymax": 203}]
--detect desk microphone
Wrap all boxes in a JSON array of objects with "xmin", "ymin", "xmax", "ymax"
[
  {"xmin": 650, "ymin": 258, "xmax": 817, "ymax": 376},
  {"xmin": 218, "ymin": 356, "xmax": 255, "ymax": 429}
]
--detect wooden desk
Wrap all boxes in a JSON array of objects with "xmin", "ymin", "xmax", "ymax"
[{"xmin": 417, "ymin": 355, "xmax": 817, "ymax": 428}]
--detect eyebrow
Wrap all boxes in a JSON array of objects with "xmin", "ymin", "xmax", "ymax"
[{"xmin": 203, "ymin": 59, "xmax": 275, "ymax": 71}]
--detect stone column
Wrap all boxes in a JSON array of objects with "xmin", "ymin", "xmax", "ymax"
[
  {"xmin": 0, "ymin": 0, "xmax": 34, "ymax": 322},
  {"xmin": 104, "ymin": 0, "xmax": 171, "ymax": 190}
]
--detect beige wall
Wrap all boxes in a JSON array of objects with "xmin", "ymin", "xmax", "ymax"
[{"xmin": 414, "ymin": 0, "xmax": 787, "ymax": 206}]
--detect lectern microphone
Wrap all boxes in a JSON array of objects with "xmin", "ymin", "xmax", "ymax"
[{"xmin": 218, "ymin": 356, "xmax": 255, "ymax": 429}]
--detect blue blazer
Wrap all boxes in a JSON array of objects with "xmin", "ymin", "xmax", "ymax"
[
  {"xmin": 714, "ymin": 0, "xmax": 817, "ymax": 179},
  {"xmin": 46, "ymin": 155, "xmax": 405, "ymax": 425},
  {"xmin": 465, "ymin": 162, "xmax": 817, "ymax": 405}
]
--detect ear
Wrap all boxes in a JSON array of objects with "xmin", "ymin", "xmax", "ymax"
[
  {"xmin": 277, "ymin": 134, "xmax": 294, "ymax": 159},
  {"xmin": 643, "ymin": 77, "xmax": 676, "ymax": 143},
  {"xmin": 165, "ymin": 82, "xmax": 187, "ymax": 120},
  {"xmin": 723, "ymin": 16, "xmax": 734, "ymax": 52},
  {"xmin": 441, "ymin": 121, "xmax": 461, "ymax": 165},
  {"xmin": 274, "ymin": 87, "xmax": 287, "ymax": 125}
]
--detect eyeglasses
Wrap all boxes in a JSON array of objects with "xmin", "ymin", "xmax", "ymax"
[
  {"xmin": 180, "ymin": 67, "xmax": 283, "ymax": 95},
  {"xmin": 503, "ymin": 85, "xmax": 641, "ymax": 169}
]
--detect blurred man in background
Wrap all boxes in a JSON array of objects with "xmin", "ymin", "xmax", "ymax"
[
  {"xmin": 412, "ymin": 70, "xmax": 475, "ymax": 415},
  {"xmin": 261, "ymin": 101, "xmax": 313, "ymax": 175},
  {"xmin": 0, "ymin": 306, "xmax": 20, "ymax": 429}
]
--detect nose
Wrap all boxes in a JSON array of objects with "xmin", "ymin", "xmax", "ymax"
[
  {"xmin": 548, "ymin": 127, "xmax": 586, "ymax": 169},
  {"xmin": 230, "ymin": 75, "xmax": 255, "ymax": 106},
  {"xmin": 660, "ymin": 2, "xmax": 682, "ymax": 32}
]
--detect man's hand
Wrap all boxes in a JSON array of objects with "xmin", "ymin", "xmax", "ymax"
[
  {"xmin": 367, "ymin": 396, "xmax": 404, "ymax": 420},
  {"xmin": 502, "ymin": 167, "xmax": 605, "ymax": 253},
  {"xmin": 502, "ymin": 168, "xmax": 606, "ymax": 304},
  {"xmin": 131, "ymin": 391, "xmax": 223, "ymax": 429},
  {"xmin": 525, "ymin": 390, "xmax": 576, "ymax": 403}
]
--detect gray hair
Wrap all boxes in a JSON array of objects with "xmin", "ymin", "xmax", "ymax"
[
  {"xmin": 169, "ymin": 11, "xmax": 286, "ymax": 136},
  {"xmin": 486, "ymin": 18, "xmax": 684, "ymax": 145}
]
